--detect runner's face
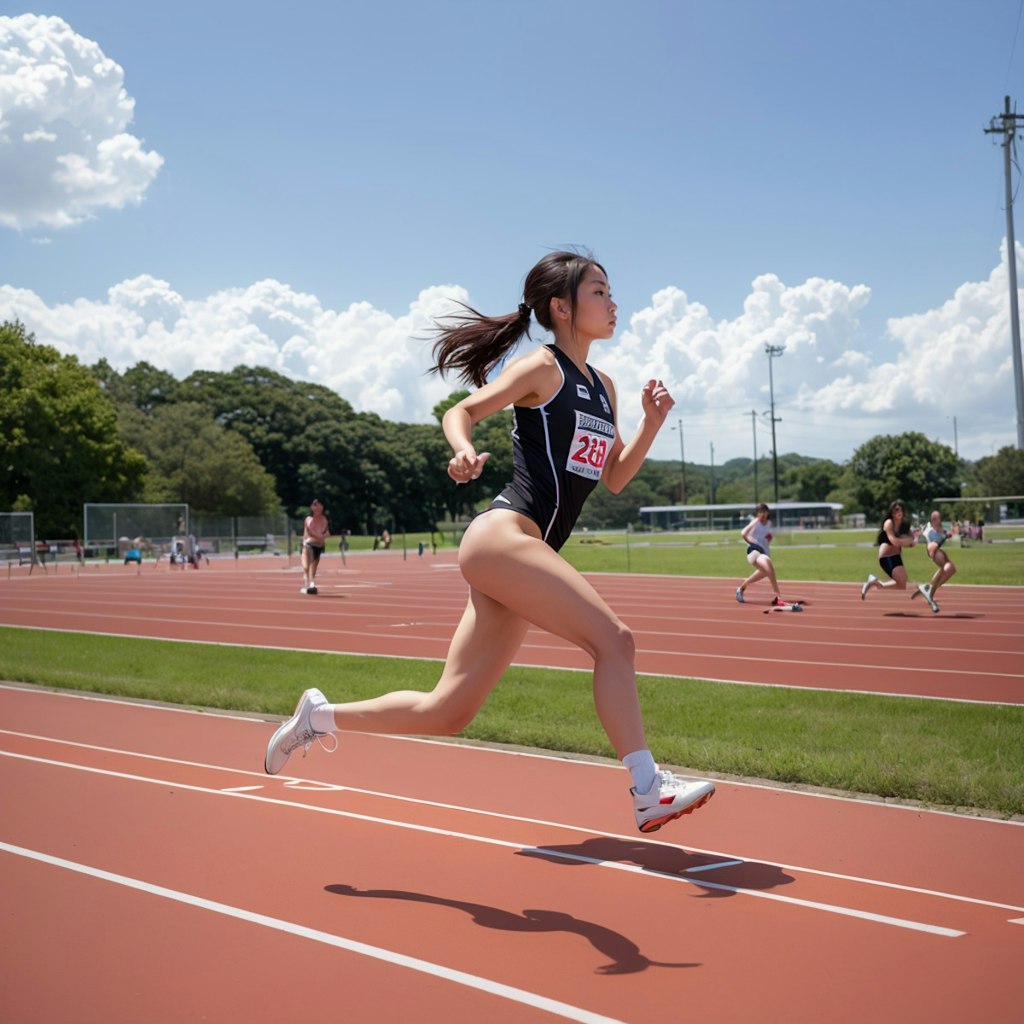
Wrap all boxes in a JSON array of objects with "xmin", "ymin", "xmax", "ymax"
[{"xmin": 572, "ymin": 266, "xmax": 617, "ymax": 341}]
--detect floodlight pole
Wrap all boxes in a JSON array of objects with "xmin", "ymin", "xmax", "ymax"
[
  {"xmin": 674, "ymin": 418, "xmax": 687, "ymax": 504},
  {"xmin": 765, "ymin": 344, "xmax": 785, "ymax": 503},
  {"xmin": 985, "ymin": 96, "xmax": 1024, "ymax": 448},
  {"xmin": 750, "ymin": 409, "xmax": 759, "ymax": 502}
]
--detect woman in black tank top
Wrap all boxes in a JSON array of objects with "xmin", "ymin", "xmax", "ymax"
[
  {"xmin": 860, "ymin": 499, "xmax": 937, "ymax": 611},
  {"xmin": 263, "ymin": 250, "xmax": 717, "ymax": 834}
]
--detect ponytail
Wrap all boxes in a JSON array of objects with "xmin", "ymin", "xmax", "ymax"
[
  {"xmin": 429, "ymin": 247, "xmax": 603, "ymax": 388},
  {"xmin": 430, "ymin": 302, "xmax": 532, "ymax": 388}
]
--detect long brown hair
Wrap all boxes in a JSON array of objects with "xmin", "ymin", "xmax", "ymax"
[
  {"xmin": 430, "ymin": 249, "xmax": 605, "ymax": 387},
  {"xmin": 877, "ymin": 500, "xmax": 910, "ymax": 543}
]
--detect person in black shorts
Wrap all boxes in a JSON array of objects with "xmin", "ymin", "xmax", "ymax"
[
  {"xmin": 300, "ymin": 499, "xmax": 329, "ymax": 594},
  {"xmin": 264, "ymin": 249, "xmax": 716, "ymax": 834},
  {"xmin": 860, "ymin": 499, "xmax": 938, "ymax": 612}
]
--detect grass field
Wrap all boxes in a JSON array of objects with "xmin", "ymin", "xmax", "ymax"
[
  {"xmin": 3, "ymin": 527, "xmax": 1023, "ymax": 818},
  {"xmin": 560, "ymin": 531, "xmax": 1024, "ymax": 585},
  {"xmin": 347, "ymin": 526, "xmax": 1024, "ymax": 586}
]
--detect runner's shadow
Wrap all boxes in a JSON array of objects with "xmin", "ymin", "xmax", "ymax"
[
  {"xmin": 324, "ymin": 884, "xmax": 699, "ymax": 974},
  {"xmin": 883, "ymin": 611, "xmax": 981, "ymax": 618},
  {"xmin": 517, "ymin": 837, "xmax": 794, "ymax": 900}
]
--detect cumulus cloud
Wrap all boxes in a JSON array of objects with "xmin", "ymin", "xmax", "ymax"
[
  {"xmin": 0, "ymin": 14, "xmax": 163, "ymax": 230},
  {"xmin": 0, "ymin": 247, "xmax": 1019, "ymax": 463},
  {"xmin": 597, "ymin": 244, "xmax": 1021, "ymax": 462},
  {"xmin": 0, "ymin": 275, "xmax": 463, "ymax": 422}
]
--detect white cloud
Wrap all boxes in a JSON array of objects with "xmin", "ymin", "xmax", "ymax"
[
  {"xmin": 0, "ymin": 247, "xmax": 1019, "ymax": 463},
  {"xmin": 0, "ymin": 14, "xmax": 163, "ymax": 230}
]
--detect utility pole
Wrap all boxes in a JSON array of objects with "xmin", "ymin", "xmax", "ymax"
[
  {"xmin": 750, "ymin": 409, "xmax": 759, "ymax": 502},
  {"xmin": 765, "ymin": 344, "xmax": 785, "ymax": 503},
  {"xmin": 985, "ymin": 96, "xmax": 1024, "ymax": 448},
  {"xmin": 674, "ymin": 418, "xmax": 687, "ymax": 505}
]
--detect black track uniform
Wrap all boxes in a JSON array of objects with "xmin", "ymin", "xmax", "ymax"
[{"xmin": 486, "ymin": 345, "xmax": 616, "ymax": 552}]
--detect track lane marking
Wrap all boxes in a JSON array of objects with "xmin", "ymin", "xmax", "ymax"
[
  {"xmin": 2, "ymin": 724, "xmax": 1021, "ymax": 910},
  {"xmin": 0, "ymin": 747, "xmax": 970, "ymax": 937},
  {"xmin": 0, "ymin": 841, "xmax": 625, "ymax": 1024}
]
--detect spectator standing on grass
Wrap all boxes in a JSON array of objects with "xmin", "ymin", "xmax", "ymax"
[
  {"xmin": 735, "ymin": 502, "xmax": 790, "ymax": 607},
  {"xmin": 861, "ymin": 500, "xmax": 938, "ymax": 612},
  {"xmin": 300, "ymin": 499, "xmax": 329, "ymax": 595},
  {"xmin": 913, "ymin": 509, "xmax": 957, "ymax": 604},
  {"xmin": 263, "ymin": 249, "xmax": 716, "ymax": 834}
]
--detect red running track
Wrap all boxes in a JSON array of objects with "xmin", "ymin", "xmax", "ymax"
[
  {"xmin": 2, "ymin": 685, "xmax": 1023, "ymax": 1023},
  {"xmin": 2, "ymin": 555, "xmax": 1023, "ymax": 1021},
  {"xmin": 1, "ymin": 550, "xmax": 1022, "ymax": 703}
]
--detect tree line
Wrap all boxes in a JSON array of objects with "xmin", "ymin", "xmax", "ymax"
[{"xmin": 2, "ymin": 319, "xmax": 1022, "ymax": 539}]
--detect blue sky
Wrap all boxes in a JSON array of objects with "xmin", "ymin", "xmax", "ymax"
[{"xmin": 1, "ymin": 1, "xmax": 1022, "ymax": 468}]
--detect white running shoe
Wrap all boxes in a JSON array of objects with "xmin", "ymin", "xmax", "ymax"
[
  {"xmin": 264, "ymin": 688, "xmax": 332, "ymax": 775},
  {"xmin": 911, "ymin": 583, "xmax": 927, "ymax": 600},
  {"xmin": 307, "ymin": 584, "xmax": 318, "ymax": 595},
  {"xmin": 632, "ymin": 772, "xmax": 715, "ymax": 834},
  {"xmin": 861, "ymin": 574, "xmax": 877, "ymax": 600},
  {"xmin": 735, "ymin": 588, "xmax": 744, "ymax": 604},
  {"xmin": 926, "ymin": 591, "xmax": 940, "ymax": 614}
]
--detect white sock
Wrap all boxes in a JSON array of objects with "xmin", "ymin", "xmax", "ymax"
[
  {"xmin": 622, "ymin": 749, "xmax": 657, "ymax": 794},
  {"xmin": 309, "ymin": 705, "xmax": 335, "ymax": 733}
]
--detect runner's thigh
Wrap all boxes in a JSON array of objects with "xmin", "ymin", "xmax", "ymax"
[{"xmin": 459, "ymin": 514, "xmax": 627, "ymax": 659}]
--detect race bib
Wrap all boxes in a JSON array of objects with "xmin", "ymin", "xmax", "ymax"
[{"xmin": 567, "ymin": 410, "xmax": 614, "ymax": 480}]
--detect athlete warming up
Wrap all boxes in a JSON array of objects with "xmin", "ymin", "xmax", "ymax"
[
  {"xmin": 735, "ymin": 502, "xmax": 791, "ymax": 607},
  {"xmin": 264, "ymin": 249, "xmax": 715, "ymax": 833},
  {"xmin": 861, "ymin": 500, "xmax": 938, "ymax": 612}
]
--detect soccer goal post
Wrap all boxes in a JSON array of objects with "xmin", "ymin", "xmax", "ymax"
[
  {"xmin": 83, "ymin": 503, "xmax": 189, "ymax": 549},
  {"xmin": 0, "ymin": 511, "xmax": 35, "ymax": 552}
]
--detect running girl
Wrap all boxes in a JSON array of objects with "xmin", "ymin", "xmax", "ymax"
[
  {"xmin": 735, "ymin": 502, "xmax": 789, "ymax": 606},
  {"xmin": 861, "ymin": 500, "xmax": 938, "ymax": 612},
  {"xmin": 265, "ymin": 250, "xmax": 715, "ymax": 833},
  {"xmin": 913, "ymin": 509, "xmax": 956, "ymax": 605}
]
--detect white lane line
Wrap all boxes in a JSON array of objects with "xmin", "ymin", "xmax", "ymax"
[
  {"xmin": 0, "ymin": 748, "xmax": 966, "ymax": 938},
  {"xmin": 0, "ymin": 841, "xmax": 624, "ymax": 1024},
  {"xmin": 685, "ymin": 860, "xmax": 744, "ymax": 873},
  {"xmin": 3, "ymin": 723, "xmax": 1023, "ymax": 905}
]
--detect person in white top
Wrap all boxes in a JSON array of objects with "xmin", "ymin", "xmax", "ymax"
[
  {"xmin": 913, "ymin": 509, "xmax": 957, "ymax": 604},
  {"xmin": 736, "ymin": 503, "xmax": 789, "ymax": 606}
]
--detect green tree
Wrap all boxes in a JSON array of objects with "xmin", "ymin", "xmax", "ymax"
[
  {"xmin": 93, "ymin": 358, "xmax": 182, "ymax": 413},
  {"xmin": 973, "ymin": 446, "xmax": 1024, "ymax": 496},
  {"xmin": 793, "ymin": 459, "xmax": 844, "ymax": 502},
  {"xmin": 119, "ymin": 402, "xmax": 280, "ymax": 514},
  {"xmin": 179, "ymin": 366, "xmax": 358, "ymax": 516},
  {"xmin": 0, "ymin": 320, "xmax": 147, "ymax": 537},
  {"xmin": 577, "ymin": 478, "xmax": 659, "ymax": 529},
  {"xmin": 841, "ymin": 432, "xmax": 960, "ymax": 521}
]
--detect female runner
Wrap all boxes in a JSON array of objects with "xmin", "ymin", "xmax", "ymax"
[{"xmin": 264, "ymin": 250, "xmax": 715, "ymax": 833}]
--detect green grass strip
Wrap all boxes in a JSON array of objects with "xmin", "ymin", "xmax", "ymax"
[
  {"xmin": 560, "ymin": 532, "xmax": 1024, "ymax": 584},
  {"xmin": 2, "ymin": 626, "xmax": 1021, "ymax": 818}
]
